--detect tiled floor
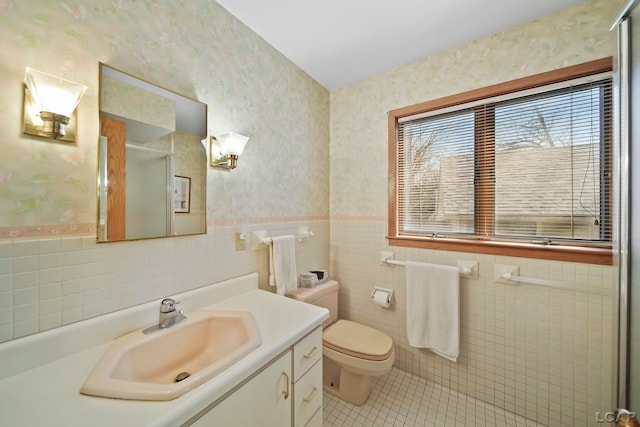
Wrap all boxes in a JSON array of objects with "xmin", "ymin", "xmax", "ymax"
[{"xmin": 323, "ymin": 367, "xmax": 544, "ymax": 427}]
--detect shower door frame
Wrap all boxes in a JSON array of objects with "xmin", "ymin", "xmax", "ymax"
[{"xmin": 612, "ymin": 0, "xmax": 640, "ymax": 413}]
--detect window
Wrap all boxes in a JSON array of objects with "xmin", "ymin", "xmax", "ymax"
[{"xmin": 388, "ymin": 58, "xmax": 613, "ymax": 265}]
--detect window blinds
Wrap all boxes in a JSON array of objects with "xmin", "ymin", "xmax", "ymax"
[{"xmin": 396, "ymin": 76, "xmax": 612, "ymax": 244}]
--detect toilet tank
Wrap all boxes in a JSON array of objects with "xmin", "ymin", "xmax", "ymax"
[{"xmin": 286, "ymin": 280, "xmax": 338, "ymax": 329}]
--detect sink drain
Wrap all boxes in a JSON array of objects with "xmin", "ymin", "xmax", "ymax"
[{"xmin": 174, "ymin": 372, "xmax": 190, "ymax": 383}]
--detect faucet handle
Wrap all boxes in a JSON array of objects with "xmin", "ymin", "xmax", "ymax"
[{"xmin": 160, "ymin": 298, "xmax": 180, "ymax": 313}]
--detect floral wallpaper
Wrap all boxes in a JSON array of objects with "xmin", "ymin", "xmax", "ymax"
[
  {"xmin": 329, "ymin": 0, "xmax": 619, "ymax": 218},
  {"xmin": 0, "ymin": 0, "xmax": 330, "ymax": 239}
]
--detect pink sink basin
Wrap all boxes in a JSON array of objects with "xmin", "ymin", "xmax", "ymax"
[{"xmin": 80, "ymin": 309, "xmax": 261, "ymax": 401}]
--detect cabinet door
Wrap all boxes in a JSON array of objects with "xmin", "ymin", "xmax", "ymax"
[
  {"xmin": 294, "ymin": 360, "xmax": 322, "ymax": 427},
  {"xmin": 293, "ymin": 327, "xmax": 322, "ymax": 381},
  {"xmin": 189, "ymin": 351, "xmax": 292, "ymax": 427},
  {"xmin": 305, "ymin": 407, "xmax": 323, "ymax": 427}
]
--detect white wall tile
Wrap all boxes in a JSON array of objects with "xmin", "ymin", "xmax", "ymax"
[
  {"xmin": 13, "ymin": 288, "xmax": 37, "ymax": 306},
  {"xmin": 13, "ymin": 318, "xmax": 38, "ymax": 338},
  {"xmin": 38, "ymin": 238, "xmax": 61, "ymax": 254},
  {"xmin": 12, "ymin": 241, "xmax": 39, "ymax": 257},
  {"xmin": 38, "ymin": 253, "xmax": 60, "ymax": 270},
  {"xmin": 60, "ymin": 237, "xmax": 83, "ymax": 252},
  {"xmin": 0, "ymin": 242, "xmax": 12, "ymax": 258},
  {"xmin": 330, "ymin": 218, "xmax": 613, "ymax": 427},
  {"xmin": 0, "ymin": 220, "xmax": 329, "ymax": 339},
  {"xmin": 59, "ymin": 251, "xmax": 84, "ymax": 267},
  {"xmin": 0, "ymin": 275, "xmax": 10, "ymax": 292},
  {"xmin": 0, "ymin": 215, "xmax": 615, "ymax": 425},
  {"xmin": 13, "ymin": 301, "xmax": 38, "ymax": 322},
  {"xmin": 12, "ymin": 256, "xmax": 38, "ymax": 273},
  {"xmin": 0, "ymin": 258, "xmax": 12, "ymax": 275},
  {"xmin": 39, "ymin": 312, "xmax": 62, "ymax": 332},
  {"xmin": 13, "ymin": 271, "xmax": 38, "ymax": 289},
  {"xmin": 62, "ymin": 307, "xmax": 83, "ymax": 325}
]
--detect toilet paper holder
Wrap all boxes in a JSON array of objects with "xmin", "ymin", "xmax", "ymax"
[{"xmin": 371, "ymin": 286, "xmax": 394, "ymax": 308}]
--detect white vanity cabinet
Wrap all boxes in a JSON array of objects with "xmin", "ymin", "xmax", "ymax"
[
  {"xmin": 187, "ymin": 350, "xmax": 293, "ymax": 427},
  {"xmin": 185, "ymin": 326, "xmax": 324, "ymax": 427}
]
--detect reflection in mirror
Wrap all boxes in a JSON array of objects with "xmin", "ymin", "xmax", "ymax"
[{"xmin": 97, "ymin": 64, "xmax": 207, "ymax": 242}]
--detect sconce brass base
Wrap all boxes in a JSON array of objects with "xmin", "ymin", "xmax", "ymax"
[
  {"xmin": 210, "ymin": 136, "xmax": 238, "ymax": 170},
  {"xmin": 39, "ymin": 111, "xmax": 70, "ymax": 138},
  {"xmin": 23, "ymin": 88, "xmax": 78, "ymax": 142},
  {"xmin": 210, "ymin": 154, "xmax": 238, "ymax": 170}
]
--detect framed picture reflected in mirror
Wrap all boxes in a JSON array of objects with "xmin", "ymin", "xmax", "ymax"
[{"xmin": 174, "ymin": 175, "xmax": 191, "ymax": 213}]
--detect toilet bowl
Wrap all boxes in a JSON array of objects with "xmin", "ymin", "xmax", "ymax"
[{"xmin": 287, "ymin": 280, "xmax": 394, "ymax": 405}]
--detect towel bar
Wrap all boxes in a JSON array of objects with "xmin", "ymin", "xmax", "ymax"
[
  {"xmin": 251, "ymin": 228, "xmax": 314, "ymax": 250},
  {"xmin": 382, "ymin": 257, "xmax": 471, "ymax": 276},
  {"xmin": 494, "ymin": 264, "xmax": 611, "ymax": 296},
  {"xmin": 499, "ymin": 272, "xmax": 611, "ymax": 296}
]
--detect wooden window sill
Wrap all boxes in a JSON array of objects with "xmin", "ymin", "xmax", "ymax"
[{"xmin": 387, "ymin": 236, "xmax": 613, "ymax": 265}]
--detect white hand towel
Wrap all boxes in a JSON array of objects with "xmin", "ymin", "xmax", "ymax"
[
  {"xmin": 405, "ymin": 261, "xmax": 459, "ymax": 362},
  {"xmin": 269, "ymin": 235, "xmax": 297, "ymax": 296}
]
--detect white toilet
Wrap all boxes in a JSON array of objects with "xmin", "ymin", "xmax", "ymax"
[{"xmin": 287, "ymin": 280, "xmax": 395, "ymax": 405}]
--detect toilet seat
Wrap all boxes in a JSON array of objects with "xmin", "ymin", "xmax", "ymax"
[{"xmin": 323, "ymin": 320, "xmax": 393, "ymax": 361}]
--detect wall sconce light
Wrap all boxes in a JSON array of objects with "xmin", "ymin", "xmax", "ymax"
[
  {"xmin": 210, "ymin": 132, "xmax": 249, "ymax": 170},
  {"xmin": 23, "ymin": 67, "xmax": 87, "ymax": 142}
]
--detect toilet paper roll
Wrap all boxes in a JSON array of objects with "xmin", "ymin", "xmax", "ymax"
[{"xmin": 372, "ymin": 289, "xmax": 391, "ymax": 308}]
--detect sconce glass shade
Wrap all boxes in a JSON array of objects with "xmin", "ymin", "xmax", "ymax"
[
  {"xmin": 210, "ymin": 132, "xmax": 249, "ymax": 170},
  {"xmin": 23, "ymin": 67, "xmax": 87, "ymax": 141}
]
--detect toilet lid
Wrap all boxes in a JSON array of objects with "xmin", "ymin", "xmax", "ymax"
[{"xmin": 323, "ymin": 320, "xmax": 393, "ymax": 361}]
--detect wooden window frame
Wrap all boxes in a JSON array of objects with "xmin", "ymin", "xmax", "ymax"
[{"xmin": 388, "ymin": 57, "xmax": 614, "ymax": 265}]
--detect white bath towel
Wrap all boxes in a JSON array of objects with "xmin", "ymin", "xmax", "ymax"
[
  {"xmin": 269, "ymin": 235, "xmax": 297, "ymax": 295},
  {"xmin": 405, "ymin": 261, "xmax": 459, "ymax": 362}
]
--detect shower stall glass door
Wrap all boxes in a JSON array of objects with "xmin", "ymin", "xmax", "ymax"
[{"xmin": 125, "ymin": 145, "xmax": 172, "ymax": 240}]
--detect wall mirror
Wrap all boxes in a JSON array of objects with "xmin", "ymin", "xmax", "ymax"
[{"xmin": 97, "ymin": 63, "xmax": 207, "ymax": 242}]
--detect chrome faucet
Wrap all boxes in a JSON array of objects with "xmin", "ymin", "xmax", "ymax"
[{"xmin": 143, "ymin": 298, "xmax": 186, "ymax": 334}]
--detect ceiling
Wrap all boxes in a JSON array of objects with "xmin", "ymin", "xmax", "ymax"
[{"xmin": 215, "ymin": 0, "xmax": 590, "ymax": 90}]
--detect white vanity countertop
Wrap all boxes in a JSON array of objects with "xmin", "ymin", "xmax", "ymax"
[{"xmin": 0, "ymin": 275, "xmax": 328, "ymax": 427}]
